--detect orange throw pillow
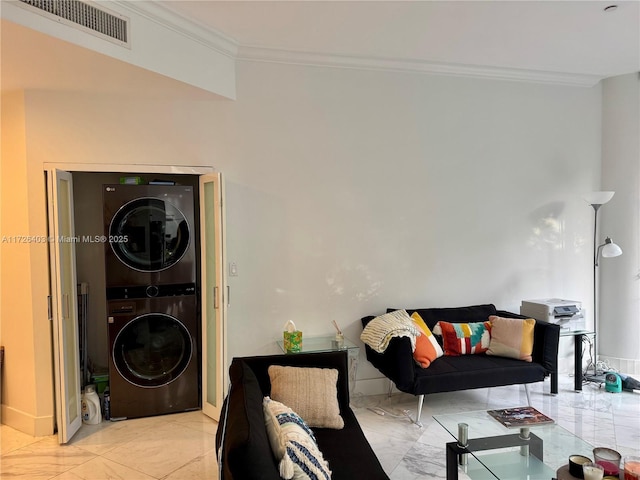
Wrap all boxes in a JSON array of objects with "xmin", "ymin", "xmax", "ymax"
[{"xmin": 411, "ymin": 312, "xmax": 444, "ymax": 368}]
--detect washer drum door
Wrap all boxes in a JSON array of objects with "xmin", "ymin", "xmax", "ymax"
[
  {"xmin": 107, "ymin": 295, "xmax": 200, "ymax": 419},
  {"xmin": 112, "ymin": 312, "xmax": 193, "ymax": 388}
]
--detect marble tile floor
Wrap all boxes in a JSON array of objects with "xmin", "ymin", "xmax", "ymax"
[
  {"xmin": 352, "ymin": 374, "xmax": 640, "ymax": 479},
  {"xmin": 1, "ymin": 410, "xmax": 219, "ymax": 480},
  {"xmin": 1, "ymin": 374, "xmax": 639, "ymax": 479}
]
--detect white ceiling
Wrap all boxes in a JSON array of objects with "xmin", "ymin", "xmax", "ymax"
[
  {"xmin": 160, "ymin": 0, "xmax": 640, "ymax": 78},
  {"xmin": 2, "ymin": 0, "xmax": 638, "ymax": 96}
]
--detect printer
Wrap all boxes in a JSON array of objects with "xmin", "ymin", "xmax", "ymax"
[{"xmin": 520, "ymin": 298, "xmax": 585, "ymax": 330}]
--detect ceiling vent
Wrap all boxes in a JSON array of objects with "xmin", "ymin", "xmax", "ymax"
[{"xmin": 16, "ymin": 0, "xmax": 129, "ymax": 46}]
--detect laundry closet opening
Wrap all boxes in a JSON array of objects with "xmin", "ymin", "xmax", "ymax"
[
  {"xmin": 73, "ymin": 172, "xmax": 201, "ymax": 394},
  {"xmin": 47, "ymin": 167, "xmax": 225, "ymax": 443}
]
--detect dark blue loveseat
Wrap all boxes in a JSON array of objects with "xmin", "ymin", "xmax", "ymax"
[{"xmin": 361, "ymin": 304, "xmax": 560, "ymax": 425}]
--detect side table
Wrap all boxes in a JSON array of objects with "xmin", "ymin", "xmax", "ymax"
[
  {"xmin": 553, "ymin": 329, "xmax": 595, "ymax": 392},
  {"xmin": 276, "ymin": 335, "xmax": 360, "ymax": 392}
]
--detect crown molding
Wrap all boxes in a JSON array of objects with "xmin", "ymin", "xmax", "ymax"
[
  {"xmin": 238, "ymin": 45, "xmax": 603, "ymax": 88},
  {"xmin": 110, "ymin": 3, "xmax": 602, "ymax": 88},
  {"xmin": 114, "ymin": 1, "xmax": 238, "ymax": 58}
]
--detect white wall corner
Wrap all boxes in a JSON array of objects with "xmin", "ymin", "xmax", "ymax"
[{"xmin": 117, "ymin": 1, "xmax": 238, "ymax": 59}]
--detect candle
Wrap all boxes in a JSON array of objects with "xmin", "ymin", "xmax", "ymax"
[
  {"xmin": 584, "ymin": 463, "xmax": 605, "ymax": 480},
  {"xmin": 597, "ymin": 460, "xmax": 619, "ymax": 476},
  {"xmin": 593, "ymin": 447, "xmax": 622, "ymax": 477},
  {"xmin": 624, "ymin": 460, "xmax": 640, "ymax": 480}
]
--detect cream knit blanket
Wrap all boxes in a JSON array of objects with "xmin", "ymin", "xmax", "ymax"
[{"xmin": 360, "ymin": 309, "xmax": 419, "ymax": 353}]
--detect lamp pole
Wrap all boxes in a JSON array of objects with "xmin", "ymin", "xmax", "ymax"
[
  {"xmin": 585, "ymin": 191, "xmax": 622, "ymax": 381},
  {"xmin": 592, "ymin": 203, "xmax": 601, "ymax": 376},
  {"xmin": 585, "ymin": 191, "xmax": 614, "ymax": 381}
]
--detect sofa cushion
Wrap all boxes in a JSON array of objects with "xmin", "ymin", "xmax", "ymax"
[
  {"xmin": 314, "ymin": 408, "xmax": 389, "ymax": 480},
  {"xmin": 410, "ymin": 312, "xmax": 443, "ymax": 368},
  {"xmin": 433, "ymin": 320, "xmax": 491, "ymax": 356},
  {"xmin": 487, "ymin": 315, "xmax": 536, "ymax": 362},
  {"xmin": 412, "ymin": 354, "xmax": 547, "ymax": 394},
  {"xmin": 269, "ymin": 365, "xmax": 344, "ymax": 429},
  {"xmin": 218, "ymin": 359, "xmax": 280, "ymax": 479},
  {"xmin": 263, "ymin": 396, "xmax": 332, "ymax": 480}
]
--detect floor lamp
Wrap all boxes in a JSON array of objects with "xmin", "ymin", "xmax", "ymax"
[{"xmin": 584, "ymin": 191, "xmax": 623, "ymax": 381}]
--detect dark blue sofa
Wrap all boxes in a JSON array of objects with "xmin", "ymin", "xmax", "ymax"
[
  {"xmin": 361, "ymin": 304, "xmax": 560, "ymax": 425},
  {"xmin": 215, "ymin": 351, "xmax": 389, "ymax": 480}
]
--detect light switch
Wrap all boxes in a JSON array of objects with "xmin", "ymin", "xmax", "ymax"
[{"xmin": 229, "ymin": 262, "xmax": 238, "ymax": 276}]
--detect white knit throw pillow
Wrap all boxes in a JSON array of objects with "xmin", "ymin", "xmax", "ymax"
[{"xmin": 268, "ymin": 365, "xmax": 344, "ymax": 429}]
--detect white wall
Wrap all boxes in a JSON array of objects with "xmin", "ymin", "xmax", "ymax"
[
  {"xmin": 9, "ymin": 62, "xmax": 603, "ymax": 416},
  {"xmin": 0, "ymin": 91, "xmax": 56, "ymax": 435},
  {"xmin": 208, "ymin": 61, "xmax": 602, "ymax": 390},
  {"xmin": 600, "ymin": 72, "xmax": 640, "ymax": 373}
]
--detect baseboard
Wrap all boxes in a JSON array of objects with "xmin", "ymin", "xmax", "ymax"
[
  {"xmin": 598, "ymin": 356, "xmax": 640, "ymax": 376},
  {"xmin": 1, "ymin": 404, "xmax": 54, "ymax": 437}
]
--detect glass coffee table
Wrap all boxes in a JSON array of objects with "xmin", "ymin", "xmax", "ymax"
[{"xmin": 434, "ymin": 409, "xmax": 594, "ymax": 479}]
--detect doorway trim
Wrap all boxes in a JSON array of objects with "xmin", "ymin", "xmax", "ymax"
[
  {"xmin": 44, "ymin": 162, "xmax": 226, "ymax": 442},
  {"xmin": 44, "ymin": 163, "xmax": 215, "ymax": 175}
]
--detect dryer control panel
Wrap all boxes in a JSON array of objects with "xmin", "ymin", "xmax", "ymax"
[{"xmin": 106, "ymin": 282, "xmax": 196, "ymax": 300}]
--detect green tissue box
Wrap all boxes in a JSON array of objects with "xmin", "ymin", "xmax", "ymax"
[{"xmin": 283, "ymin": 330, "xmax": 302, "ymax": 353}]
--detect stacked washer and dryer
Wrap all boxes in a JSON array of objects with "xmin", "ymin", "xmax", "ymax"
[{"xmin": 103, "ymin": 184, "xmax": 200, "ymax": 419}]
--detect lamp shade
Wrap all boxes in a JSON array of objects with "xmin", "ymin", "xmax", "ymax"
[
  {"xmin": 601, "ymin": 238, "xmax": 622, "ymax": 258},
  {"xmin": 584, "ymin": 191, "xmax": 615, "ymax": 206}
]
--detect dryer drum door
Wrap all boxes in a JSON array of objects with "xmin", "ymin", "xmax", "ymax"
[
  {"xmin": 112, "ymin": 313, "xmax": 193, "ymax": 388},
  {"xmin": 109, "ymin": 197, "xmax": 190, "ymax": 272}
]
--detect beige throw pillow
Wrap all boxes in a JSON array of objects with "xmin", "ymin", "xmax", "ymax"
[
  {"xmin": 486, "ymin": 315, "xmax": 536, "ymax": 362},
  {"xmin": 268, "ymin": 365, "xmax": 344, "ymax": 429}
]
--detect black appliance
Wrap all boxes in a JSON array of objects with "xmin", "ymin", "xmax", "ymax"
[
  {"xmin": 107, "ymin": 291, "xmax": 200, "ymax": 419},
  {"xmin": 103, "ymin": 184, "xmax": 196, "ymax": 288}
]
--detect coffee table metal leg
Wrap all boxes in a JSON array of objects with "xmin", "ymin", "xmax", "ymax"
[
  {"xmin": 520, "ymin": 427, "xmax": 530, "ymax": 456},
  {"xmin": 458, "ymin": 423, "xmax": 469, "ymax": 466}
]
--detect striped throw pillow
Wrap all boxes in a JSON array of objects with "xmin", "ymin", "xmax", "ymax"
[
  {"xmin": 263, "ymin": 397, "xmax": 332, "ymax": 480},
  {"xmin": 433, "ymin": 320, "xmax": 492, "ymax": 356}
]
